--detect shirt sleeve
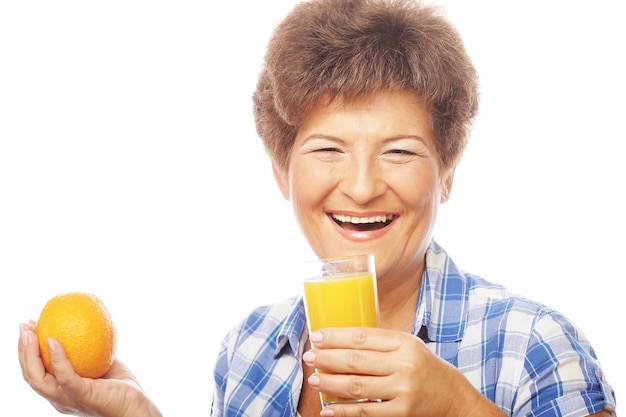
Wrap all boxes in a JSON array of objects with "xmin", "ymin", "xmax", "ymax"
[
  {"xmin": 513, "ymin": 310, "xmax": 616, "ymax": 417},
  {"xmin": 211, "ymin": 334, "xmax": 231, "ymax": 417}
]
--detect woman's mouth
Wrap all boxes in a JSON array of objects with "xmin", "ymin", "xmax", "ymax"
[{"xmin": 331, "ymin": 213, "xmax": 395, "ymax": 232}]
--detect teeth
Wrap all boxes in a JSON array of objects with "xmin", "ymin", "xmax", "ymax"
[{"xmin": 332, "ymin": 214, "xmax": 394, "ymax": 224}]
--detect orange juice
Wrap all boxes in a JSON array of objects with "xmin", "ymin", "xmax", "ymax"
[
  {"xmin": 303, "ymin": 271, "xmax": 380, "ymax": 405},
  {"xmin": 303, "ymin": 271, "xmax": 380, "ymax": 332}
]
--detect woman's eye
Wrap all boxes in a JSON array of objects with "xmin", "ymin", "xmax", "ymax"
[
  {"xmin": 384, "ymin": 149, "xmax": 420, "ymax": 157},
  {"xmin": 382, "ymin": 148, "xmax": 424, "ymax": 163},
  {"xmin": 387, "ymin": 149, "xmax": 416, "ymax": 155},
  {"xmin": 314, "ymin": 147, "xmax": 342, "ymax": 153}
]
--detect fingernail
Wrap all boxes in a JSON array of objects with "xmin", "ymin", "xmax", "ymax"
[
  {"xmin": 320, "ymin": 408, "xmax": 335, "ymax": 416},
  {"xmin": 303, "ymin": 350, "xmax": 316, "ymax": 363},
  {"xmin": 48, "ymin": 338, "xmax": 57, "ymax": 353},
  {"xmin": 308, "ymin": 373, "xmax": 320, "ymax": 387},
  {"xmin": 310, "ymin": 331, "xmax": 323, "ymax": 344}
]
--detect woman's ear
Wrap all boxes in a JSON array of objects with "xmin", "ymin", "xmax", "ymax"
[
  {"xmin": 272, "ymin": 162, "xmax": 291, "ymax": 200},
  {"xmin": 440, "ymin": 167, "xmax": 455, "ymax": 203}
]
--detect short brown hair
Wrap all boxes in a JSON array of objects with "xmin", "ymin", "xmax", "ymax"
[{"xmin": 253, "ymin": 0, "xmax": 479, "ymax": 172}]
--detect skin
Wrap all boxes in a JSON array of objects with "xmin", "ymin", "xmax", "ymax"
[{"xmin": 17, "ymin": 89, "xmax": 612, "ymax": 417}]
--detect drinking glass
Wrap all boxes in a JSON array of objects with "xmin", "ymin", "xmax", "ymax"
[{"xmin": 302, "ymin": 254, "xmax": 381, "ymax": 406}]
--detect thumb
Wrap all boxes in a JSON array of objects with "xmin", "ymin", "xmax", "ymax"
[{"xmin": 47, "ymin": 338, "xmax": 87, "ymax": 393}]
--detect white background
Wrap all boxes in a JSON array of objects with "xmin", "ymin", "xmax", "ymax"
[{"xmin": 1, "ymin": 1, "xmax": 623, "ymax": 415}]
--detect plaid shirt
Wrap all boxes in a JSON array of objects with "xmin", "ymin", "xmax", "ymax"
[{"xmin": 212, "ymin": 241, "xmax": 616, "ymax": 416}]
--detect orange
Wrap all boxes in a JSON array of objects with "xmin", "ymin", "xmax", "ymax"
[{"xmin": 34, "ymin": 292, "xmax": 117, "ymax": 379}]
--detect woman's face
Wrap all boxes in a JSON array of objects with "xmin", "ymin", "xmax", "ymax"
[{"xmin": 273, "ymin": 90, "xmax": 454, "ymax": 283}]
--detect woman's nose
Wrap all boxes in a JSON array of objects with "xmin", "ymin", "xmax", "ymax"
[{"xmin": 337, "ymin": 159, "xmax": 386, "ymax": 204}]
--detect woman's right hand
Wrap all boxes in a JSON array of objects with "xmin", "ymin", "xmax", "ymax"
[{"xmin": 18, "ymin": 322, "xmax": 163, "ymax": 417}]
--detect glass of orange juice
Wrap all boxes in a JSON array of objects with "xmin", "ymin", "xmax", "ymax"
[{"xmin": 302, "ymin": 254, "xmax": 381, "ymax": 406}]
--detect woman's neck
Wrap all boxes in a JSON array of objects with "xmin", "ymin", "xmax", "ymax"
[{"xmin": 377, "ymin": 265, "xmax": 423, "ymax": 333}]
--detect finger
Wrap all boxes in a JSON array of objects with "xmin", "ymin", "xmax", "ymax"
[
  {"xmin": 18, "ymin": 322, "xmax": 32, "ymax": 371},
  {"xmin": 323, "ymin": 397, "xmax": 402, "ymax": 417},
  {"xmin": 304, "ymin": 347, "xmax": 392, "ymax": 376},
  {"xmin": 47, "ymin": 338, "xmax": 89, "ymax": 398},
  {"xmin": 18, "ymin": 322, "xmax": 49, "ymax": 385},
  {"xmin": 311, "ymin": 327, "xmax": 404, "ymax": 351},
  {"xmin": 103, "ymin": 359, "xmax": 141, "ymax": 387},
  {"xmin": 309, "ymin": 371, "xmax": 393, "ymax": 403}
]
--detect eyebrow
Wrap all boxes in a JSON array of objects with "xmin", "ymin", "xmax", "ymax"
[
  {"xmin": 382, "ymin": 135, "xmax": 428, "ymax": 145},
  {"xmin": 301, "ymin": 134, "xmax": 428, "ymax": 144},
  {"xmin": 299, "ymin": 134, "xmax": 345, "ymax": 146}
]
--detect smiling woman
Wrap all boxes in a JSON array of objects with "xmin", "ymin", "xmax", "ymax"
[
  {"xmin": 4, "ymin": 0, "xmax": 623, "ymax": 416},
  {"xmin": 213, "ymin": 0, "xmax": 617, "ymax": 416}
]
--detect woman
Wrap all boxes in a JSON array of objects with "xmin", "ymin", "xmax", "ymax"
[{"xmin": 19, "ymin": 0, "xmax": 616, "ymax": 416}]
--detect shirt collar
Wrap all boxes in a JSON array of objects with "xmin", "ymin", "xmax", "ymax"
[
  {"xmin": 275, "ymin": 296, "xmax": 307, "ymax": 358},
  {"xmin": 416, "ymin": 240, "xmax": 468, "ymax": 343}
]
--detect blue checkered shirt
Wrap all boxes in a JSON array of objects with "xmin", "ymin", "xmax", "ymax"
[{"xmin": 212, "ymin": 241, "xmax": 616, "ymax": 416}]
